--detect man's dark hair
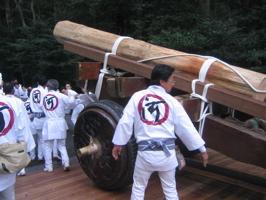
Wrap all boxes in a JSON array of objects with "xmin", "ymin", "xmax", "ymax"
[
  {"xmin": 150, "ymin": 64, "xmax": 175, "ymax": 85},
  {"xmin": 46, "ymin": 79, "xmax": 59, "ymax": 91},
  {"xmin": 3, "ymin": 82, "xmax": 14, "ymax": 94},
  {"xmin": 33, "ymin": 74, "xmax": 47, "ymax": 87},
  {"xmin": 70, "ymin": 80, "xmax": 84, "ymax": 94}
]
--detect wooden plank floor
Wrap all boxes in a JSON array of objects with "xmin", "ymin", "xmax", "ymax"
[
  {"xmin": 16, "ymin": 156, "xmax": 266, "ymax": 200},
  {"xmin": 207, "ymin": 149, "xmax": 266, "ymax": 178}
]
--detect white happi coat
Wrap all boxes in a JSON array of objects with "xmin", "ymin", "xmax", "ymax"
[
  {"xmin": 13, "ymin": 84, "xmax": 28, "ymax": 100},
  {"xmin": 29, "ymin": 85, "xmax": 48, "ymax": 130},
  {"xmin": 0, "ymin": 95, "xmax": 35, "ymax": 191},
  {"xmin": 24, "ymin": 99, "xmax": 35, "ymax": 134},
  {"xmin": 112, "ymin": 85, "xmax": 205, "ymax": 171},
  {"xmin": 65, "ymin": 89, "xmax": 78, "ymax": 114},
  {"xmin": 41, "ymin": 90, "xmax": 75, "ymax": 140},
  {"xmin": 67, "ymin": 89, "xmax": 77, "ymax": 99}
]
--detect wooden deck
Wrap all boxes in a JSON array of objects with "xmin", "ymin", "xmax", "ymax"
[{"xmin": 16, "ymin": 150, "xmax": 266, "ymax": 200}]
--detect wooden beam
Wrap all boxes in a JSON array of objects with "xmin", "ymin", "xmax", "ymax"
[
  {"xmin": 78, "ymin": 62, "xmax": 101, "ymax": 80},
  {"xmin": 202, "ymin": 115, "xmax": 266, "ymax": 169},
  {"xmin": 64, "ymin": 41, "xmax": 152, "ymax": 78},
  {"xmin": 54, "ymin": 21, "xmax": 266, "ymax": 97},
  {"xmin": 253, "ymin": 78, "xmax": 266, "ymax": 102},
  {"xmin": 185, "ymin": 165, "xmax": 266, "ymax": 191},
  {"xmin": 174, "ymin": 95, "xmax": 201, "ymax": 122},
  {"xmin": 64, "ymin": 41, "xmax": 266, "ymax": 119},
  {"xmin": 106, "ymin": 77, "xmax": 146, "ymax": 98}
]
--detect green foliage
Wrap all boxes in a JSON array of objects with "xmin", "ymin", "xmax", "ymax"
[
  {"xmin": 145, "ymin": 2, "xmax": 266, "ymax": 73},
  {"xmin": 0, "ymin": 0, "xmax": 265, "ymax": 88},
  {"xmin": 0, "ymin": 21, "xmax": 80, "ymax": 85}
]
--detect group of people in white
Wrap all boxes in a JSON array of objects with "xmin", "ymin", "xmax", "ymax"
[
  {"xmin": 1, "ymin": 64, "xmax": 209, "ymax": 200},
  {"xmin": 0, "ymin": 74, "xmax": 81, "ymax": 199}
]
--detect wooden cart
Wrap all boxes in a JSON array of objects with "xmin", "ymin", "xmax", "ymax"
[{"xmin": 53, "ymin": 21, "xmax": 266, "ymax": 190}]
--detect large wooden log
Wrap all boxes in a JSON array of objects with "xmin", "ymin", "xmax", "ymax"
[
  {"xmin": 54, "ymin": 20, "xmax": 266, "ymax": 98},
  {"xmin": 63, "ymin": 41, "xmax": 266, "ymax": 119}
]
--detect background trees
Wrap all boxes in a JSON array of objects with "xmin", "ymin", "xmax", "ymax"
[{"xmin": 0, "ymin": 0, "xmax": 265, "ymax": 86}]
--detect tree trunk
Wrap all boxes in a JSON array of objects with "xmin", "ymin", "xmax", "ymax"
[
  {"xmin": 241, "ymin": 0, "xmax": 251, "ymax": 7},
  {"xmin": 14, "ymin": 0, "xmax": 27, "ymax": 27},
  {"xmin": 53, "ymin": 0, "xmax": 57, "ymax": 23},
  {"xmin": 200, "ymin": 0, "xmax": 211, "ymax": 16},
  {"xmin": 53, "ymin": 21, "xmax": 266, "ymax": 97},
  {"xmin": 5, "ymin": 0, "xmax": 12, "ymax": 28},
  {"xmin": 35, "ymin": 0, "xmax": 41, "ymax": 20},
  {"xmin": 30, "ymin": 0, "xmax": 36, "ymax": 25}
]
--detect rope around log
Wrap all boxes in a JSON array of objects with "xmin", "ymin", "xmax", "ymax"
[{"xmin": 138, "ymin": 54, "xmax": 266, "ymax": 94}]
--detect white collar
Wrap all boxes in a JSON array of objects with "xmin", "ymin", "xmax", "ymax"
[{"xmin": 148, "ymin": 85, "xmax": 166, "ymax": 93}]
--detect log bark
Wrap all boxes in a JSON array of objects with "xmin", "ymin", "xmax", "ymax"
[{"xmin": 53, "ymin": 20, "xmax": 266, "ymax": 97}]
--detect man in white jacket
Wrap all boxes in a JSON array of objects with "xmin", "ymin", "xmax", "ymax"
[
  {"xmin": 11, "ymin": 79, "xmax": 28, "ymax": 101},
  {"xmin": 29, "ymin": 75, "xmax": 47, "ymax": 160},
  {"xmin": 41, "ymin": 79, "xmax": 76, "ymax": 172},
  {"xmin": 0, "ymin": 82, "xmax": 35, "ymax": 200},
  {"xmin": 112, "ymin": 64, "xmax": 208, "ymax": 200}
]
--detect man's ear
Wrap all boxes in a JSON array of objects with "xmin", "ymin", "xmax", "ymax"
[{"xmin": 160, "ymin": 80, "xmax": 166, "ymax": 87}]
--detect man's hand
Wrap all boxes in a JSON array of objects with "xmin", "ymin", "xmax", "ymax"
[
  {"xmin": 176, "ymin": 148, "xmax": 186, "ymax": 170},
  {"xmin": 112, "ymin": 145, "xmax": 122, "ymax": 160},
  {"xmin": 200, "ymin": 151, "xmax": 208, "ymax": 167}
]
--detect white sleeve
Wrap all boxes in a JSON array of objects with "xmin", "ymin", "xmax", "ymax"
[
  {"xmin": 173, "ymin": 101, "xmax": 205, "ymax": 151},
  {"xmin": 39, "ymin": 89, "xmax": 47, "ymax": 109},
  {"xmin": 16, "ymin": 101, "xmax": 35, "ymax": 151},
  {"xmin": 15, "ymin": 102, "xmax": 26, "ymax": 141},
  {"xmin": 71, "ymin": 104, "xmax": 84, "ymax": 125},
  {"xmin": 21, "ymin": 108, "xmax": 36, "ymax": 152},
  {"xmin": 112, "ymin": 96, "xmax": 135, "ymax": 145},
  {"xmin": 61, "ymin": 93, "xmax": 76, "ymax": 108},
  {"xmin": 198, "ymin": 145, "xmax": 206, "ymax": 152}
]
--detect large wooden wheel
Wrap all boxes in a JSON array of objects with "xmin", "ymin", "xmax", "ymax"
[{"xmin": 74, "ymin": 100, "xmax": 137, "ymax": 190}]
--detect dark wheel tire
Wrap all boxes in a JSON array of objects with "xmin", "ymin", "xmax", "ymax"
[{"xmin": 74, "ymin": 100, "xmax": 137, "ymax": 190}]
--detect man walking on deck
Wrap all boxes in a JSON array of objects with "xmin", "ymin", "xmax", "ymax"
[
  {"xmin": 41, "ymin": 79, "xmax": 76, "ymax": 172},
  {"xmin": 0, "ymin": 82, "xmax": 35, "ymax": 200},
  {"xmin": 29, "ymin": 75, "xmax": 47, "ymax": 160}
]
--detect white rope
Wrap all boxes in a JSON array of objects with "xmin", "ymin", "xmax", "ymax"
[
  {"xmin": 191, "ymin": 79, "xmax": 207, "ymax": 102},
  {"xmin": 102, "ymin": 52, "xmax": 113, "ymax": 73},
  {"xmin": 191, "ymin": 79, "xmax": 214, "ymax": 119},
  {"xmin": 95, "ymin": 36, "xmax": 132, "ymax": 99},
  {"xmin": 0, "ymin": 73, "xmax": 3, "ymax": 95},
  {"xmin": 111, "ymin": 36, "xmax": 132, "ymax": 54},
  {"xmin": 190, "ymin": 58, "xmax": 215, "ymax": 136},
  {"xmin": 198, "ymin": 58, "xmax": 217, "ymax": 82},
  {"xmin": 0, "ymin": 73, "xmax": 2, "ymax": 86},
  {"xmin": 227, "ymin": 107, "xmax": 235, "ymax": 118},
  {"xmin": 198, "ymin": 106, "xmax": 213, "ymax": 136},
  {"xmin": 138, "ymin": 53, "xmax": 266, "ymax": 93},
  {"xmin": 95, "ymin": 53, "xmax": 113, "ymax": 99},
  {"xmin": 191, "ymin": 82, "xmax": 214, "ymax": 136}
]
